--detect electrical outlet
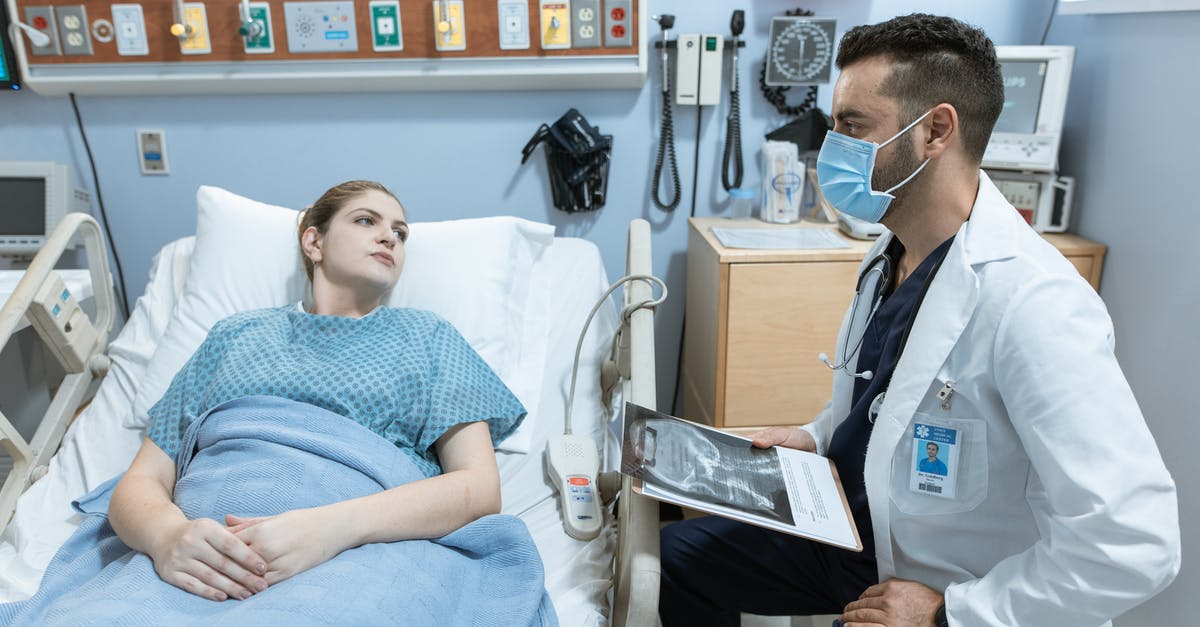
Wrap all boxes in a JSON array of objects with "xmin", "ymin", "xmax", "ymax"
[
  {"xmin": 137, "ymin": 129, "xmax": 170, "ymax": 175},
  {"xmin": 23, "ymin": 6, "xmax": 63, "ymax": 56},
  {"xmin": 572, "ymin": 0, "xmax": 599, "ymax": 49},
  {"xmin": 497, "ymin": 0, "xmax": 529, "ymax": 50},
  {"xmin": 56, "ymin": 6, "xmax": 94, "ymax": 56},
  {"xmin": 603, "ymin": 0, "xmax": 631, "ymax": 48},
  {"xmin": 111, "ymin": 4, "xmax": 149, "ymax": 56}
]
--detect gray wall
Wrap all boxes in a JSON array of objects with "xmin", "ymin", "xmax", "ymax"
[
  {"xmin": 6, "ymin": 0, "xmax": 1190, "ymax": 623},
  {"xmin": 1048, "ymin": 9, "xmax": 1199, "ymax": 627}
]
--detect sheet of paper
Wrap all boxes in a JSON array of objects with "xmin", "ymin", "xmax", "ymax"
[{"xmin": 712, "ymin": 227, "xmax": 851, "ymax": 250}]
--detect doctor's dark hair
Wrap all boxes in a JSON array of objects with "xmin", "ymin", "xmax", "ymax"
[
  {"xmin": 297, "ymin": 180, "xmax": 404, "ymax": 281},
  {"xmin": 835, "ymin": 13, "xmax": 1004, "ymax": 164}
]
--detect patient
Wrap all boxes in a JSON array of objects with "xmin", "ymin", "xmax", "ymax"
[
  {"xmin": 0, "ymin": 180, "xmax": 554, "ymax": 625},
  {"xmin": 102, "ymin": 181, "xmax": 529, "ymax": 602}
]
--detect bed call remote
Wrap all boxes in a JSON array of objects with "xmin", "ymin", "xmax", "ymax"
[{"xmin": 546, "ymin": 434, "xmax": 603, "ymax": 540}]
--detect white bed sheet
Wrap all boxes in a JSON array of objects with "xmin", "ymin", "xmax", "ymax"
[{"xmin": 0, "ymin": 235, "xmax": 620, "ymax": 627}]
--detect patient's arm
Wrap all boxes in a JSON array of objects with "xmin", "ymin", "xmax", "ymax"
[
  {"xmin": 109, "ymin": 439, "xmax": 269, "ymax": 602},
  {"xmin": 226, "ymin": 420, "xmax": 501, "ymax": 585}
]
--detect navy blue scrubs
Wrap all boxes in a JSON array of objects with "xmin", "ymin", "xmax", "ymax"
[{"xmin": 658, "ymin": 235, "xmax": 956, "ymax": 626}]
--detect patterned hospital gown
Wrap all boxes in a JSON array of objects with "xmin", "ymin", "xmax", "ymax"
[{"xmin": 147, "ymin": 305, "xmax": 526, "ymax": 477}]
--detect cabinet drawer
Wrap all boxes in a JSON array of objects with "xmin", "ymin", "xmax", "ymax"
[{"xmin": 723, "ymin": 261, "xmax": 859, "ymax": 426}]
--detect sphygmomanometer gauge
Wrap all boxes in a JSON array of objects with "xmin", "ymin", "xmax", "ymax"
[{"xmin": 766, "ymin": 17, "xmax": 837, "ymax": 86}]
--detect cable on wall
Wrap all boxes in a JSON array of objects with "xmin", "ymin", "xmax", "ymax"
[
  {"xmin": 69, "ymin": 93, "xmax": 131, "ymax": 321},
  {"xmin": 1041, "ymin": 0, "xmax": 1061, "ymax": 44}
]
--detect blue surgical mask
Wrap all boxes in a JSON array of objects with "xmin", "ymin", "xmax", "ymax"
[{"xmin": 816, "ymin": 110, "xmax": 932, "ymax": 223}]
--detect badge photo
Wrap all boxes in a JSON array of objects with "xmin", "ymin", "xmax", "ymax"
[{"xmin": 909, "ymin": 422, "xmax": 959, "ymax": 499}]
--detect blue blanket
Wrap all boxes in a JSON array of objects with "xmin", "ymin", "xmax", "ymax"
[{"xmin": 0, "ymin": 396, "xmax": 558, "ymax": 626}]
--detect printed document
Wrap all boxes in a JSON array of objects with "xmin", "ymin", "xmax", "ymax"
[
  {"xmin": 621, "ymin": 403, "xmax": 861, "ymax": 551},
  {"xmin": 711, "ymin": 227, "xmax": 851, "ymax": 250}
]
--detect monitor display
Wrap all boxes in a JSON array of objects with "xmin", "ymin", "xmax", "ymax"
[
  {"xmin": 0, "ymin": 177, "xmax": 46, "ymax": 235},
  {"xmin": 995, "ymin": 61, "xmax": 1048, "ymax": 135},
  {"xmin": 1, "ymin": 4, "xmax": 20, "ymax": 90},
  {"xmin": 0, "ymin": 41, "xmax": 9, "ymax": 83}
]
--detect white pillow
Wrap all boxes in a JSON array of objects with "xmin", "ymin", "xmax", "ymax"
[{"xmin": 128, "ymin": 185, "xmax": 553, "ymax": 454}]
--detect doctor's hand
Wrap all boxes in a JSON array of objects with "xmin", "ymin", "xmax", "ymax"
[
  {"xmin": 226, "ymin": 507, "xmax": 350, "ymax": 586},
  {"xmin": 840, "ymin": 578, "xmax": 944, "ymax": 627},
  {"xmin": 750, "ymin": 426, "xmax": 816, "ymax": 453},
  {"xmin": 149, "ymin": 517, "xmax": 269, "ymax": 602}
]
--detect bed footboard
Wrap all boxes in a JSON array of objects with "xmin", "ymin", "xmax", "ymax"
[
  {"xmin": 611, "ymin": 218, "xmax": 661, "ymax": 627},
  {"xmin": 0, "ymin": 213, "xmax": 115, "ymax": 533}
]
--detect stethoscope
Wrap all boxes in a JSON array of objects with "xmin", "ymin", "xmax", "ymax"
[{"xmin": 819, "ymin": 242, "xmax": 949, "ymax": 381}]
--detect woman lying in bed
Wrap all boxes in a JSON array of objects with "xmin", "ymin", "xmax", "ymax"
[{"xmin": 0, "ymin": 181, "xmax": 555, "ymax": 625}]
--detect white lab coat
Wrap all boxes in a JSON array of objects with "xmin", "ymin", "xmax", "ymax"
[{"xmin": 803, "ymin": 172, "xmax": 1180, "ymax": 626}]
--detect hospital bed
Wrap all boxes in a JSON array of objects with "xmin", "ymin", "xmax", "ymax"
[{"xmin": 0, "ymin": 188, "xmax": 661, "ymax": 626}]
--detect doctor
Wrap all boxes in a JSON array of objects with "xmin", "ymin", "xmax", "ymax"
[{"xmin": 659, "ymin": 13, "xmax": 1180, "ymax": 627}]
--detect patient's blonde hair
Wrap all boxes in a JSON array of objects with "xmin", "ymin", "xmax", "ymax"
[{"xmin": 297, "ymin": 180, "xmax": 404, "ymax": 281}]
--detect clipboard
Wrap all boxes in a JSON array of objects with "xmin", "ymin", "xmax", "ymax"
[{"xmin": 622, "ymin": 403, "xmax": 862, "ymax": 552}]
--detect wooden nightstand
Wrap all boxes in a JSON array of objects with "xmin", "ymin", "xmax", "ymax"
[{"xmin": 680, "ymin": 218, "xmax": 1106, "ymax": 433}]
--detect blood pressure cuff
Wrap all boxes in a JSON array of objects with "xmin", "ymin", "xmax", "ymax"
[{"xmin": 521, "ymin": 108, "xmax": 613, "ymax": 213}]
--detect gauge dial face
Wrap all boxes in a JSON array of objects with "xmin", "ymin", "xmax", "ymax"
[{"xmin": 766, "ymin": 17, "xmax": 837, "ymax": 86}]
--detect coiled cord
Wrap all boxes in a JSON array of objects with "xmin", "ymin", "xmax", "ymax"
[
  {"xmin": 759, "ymin": 64, "xmax": 818, "ymax": 118},
  {"xmin": 651, "ymin": 86, "xmax": 681, "ymax": 211},
  {"xmin": 721, "ymin": 70, "xmax": 743, "ymax": 191}
]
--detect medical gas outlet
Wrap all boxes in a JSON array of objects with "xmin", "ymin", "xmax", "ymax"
[
  {"xmin": 433, "ymin": 0, "xmax": 465, "ymax": 51},
  {"xmin": 170, "ymin": 3, "xmax": 212, "ymax": 54},
  {"xmin": 369, "ymin": 1, "xmax": 403, "ymax": 52},
  {"xmin": 539, "ymin": 1, "xmax": 570, "ymax": 50},
  {"xmin": 241, "ymin": 2, "xmax": 275, "ymax": 54}
]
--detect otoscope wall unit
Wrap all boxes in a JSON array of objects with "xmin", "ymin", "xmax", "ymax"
[{"xmin": 3, "ymin": 0, "xmax": 645, "ymax": 95}]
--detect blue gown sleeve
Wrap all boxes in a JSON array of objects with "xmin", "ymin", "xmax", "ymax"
[
  {"xmin": 145, "ymin": 321, "xmax": 230, "ymax": 460},
  {"xmin": 415, "ymin": 319, "xmax": 527, "ymax": 462}
]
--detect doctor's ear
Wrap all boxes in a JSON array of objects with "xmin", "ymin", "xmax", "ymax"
[{"xmin": 922, "ymin": 103, "xmax": 959, "ymax": 160}]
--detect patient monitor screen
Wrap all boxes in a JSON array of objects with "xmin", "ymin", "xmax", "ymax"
[
  {"xmin": 995, "ymin": 61, "xmax": 1047, "ymax": 135},
  {"xmin": 0, "ymin": 43, "xmax": 10, "ymax": 84},
  {"xmin": 0, "ymin": 178, "xmax": 46, "ymax": 235}
]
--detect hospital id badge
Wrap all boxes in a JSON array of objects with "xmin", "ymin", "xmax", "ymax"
[{"xmin": 908, "ymin": 423, "xmax": 959, "ymax": 499}]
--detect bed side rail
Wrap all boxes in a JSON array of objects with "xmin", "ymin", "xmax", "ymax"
[
  {"xmin": 0, "ymin": 213, "xmax": 115, "ymax": 533},
  {"xmin": 612, "ymin": 218, "xmax": 660, "ymax": 627}
]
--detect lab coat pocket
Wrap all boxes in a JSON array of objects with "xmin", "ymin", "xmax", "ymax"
[{"xmin": 890, "ymin": 413, "xmax": 988, "ymax": 516}]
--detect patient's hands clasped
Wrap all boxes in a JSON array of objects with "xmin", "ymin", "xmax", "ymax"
[
  {"xmin": 149, "ymin": 516, "xmax": 269, "ymax": 602},
  {"xmin": 225, "ymin": 508, "xmax": 348, "ymax": 587}
]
